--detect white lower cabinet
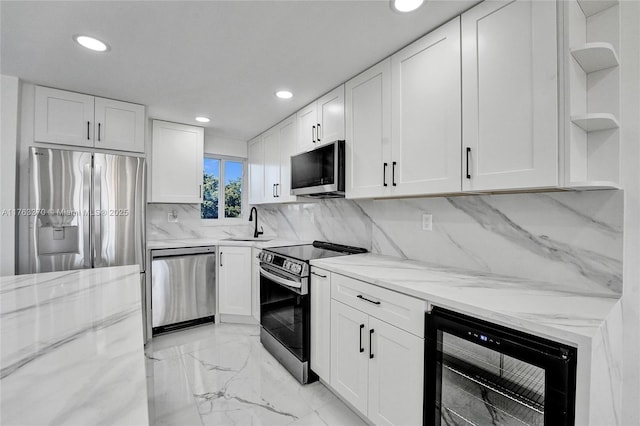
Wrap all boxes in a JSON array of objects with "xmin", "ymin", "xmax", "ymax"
[
  {"xmin": 367, "ymin": 316, "xmax": 424, "ymax": 426},
  {"xmin": 329, "ymin": 273, "xmax": 425, "ymax": 426},
  {"xmin": 251, "ymin": 248, "xmax": 260, "ymax": 322},
  {"xmin": 218, "ymin": 246, "xmax": 252, "ymax": 317},
  {"xmin": 331, "ymin": 300, "xmax": 370, "ymax": 414},
  {"xmin": 310, "ymin": 267, "xmax": 332, "ymax": 382}
]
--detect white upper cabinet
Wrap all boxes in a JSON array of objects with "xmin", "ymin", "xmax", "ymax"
[
  {"xmin": 297, "ymin": 102, "xmax": 318, "ymax": 152},
  {"xmin": 248, "ymin": 115, "xmax": 298, "ymax": 204},
  {"xmin": 150, "ymin": 120, "xmax": 204, "ymax": 203},
  {"xmin": 461, "ymin": 0, "xmax": 558, "ymax": 191},
  {"xmin": 34, "ymin": 87, "xmax": 95, "ymax": 148},
  {"xmin": 94, "ymin": 97, "xmax": 145, "ymax": 152},
  {"xmin": 391, "ymin": 17, "xmax": 462, "ymax": 196},
  {"xmin": 317, "ymin": 86, "xmax": 345, "ymax": 145},
  {"xmin": 248, "ymin": 136, "xmax": 265, "ymax": 205},
  {"xmin": 34, "ymin": 86, "xmax": 145, "ymax": 153},
  {"xmin": 345, "ymin": 59, "xmax": 392, "ymax": 199},
  {"xmin": 297, "ymin": 85, "xmax": 345, "ymax": 152},
  {"xmin": 277, "ymin": 115, "xmax": 298, "ymax": 202},
  {"xmin": 263, "ymin": 127, "xmax": 280, "ymax": 203}
]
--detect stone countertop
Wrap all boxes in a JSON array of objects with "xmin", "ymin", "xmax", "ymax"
[
  {"xmin": 310, "ymin": 253, "xmax": 621, "ymax": 347},
  {"xmin": 146, "ymin": 237, "xmax": 310, "ymax": 250},
  {"xmin": 0, "ymin": 265, "xmax": 149, "ymax": 426}
]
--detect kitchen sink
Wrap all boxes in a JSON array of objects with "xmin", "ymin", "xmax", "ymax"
[{"xmin": 222, "ymin": 237, "xmax": 273, "ymax": 242}]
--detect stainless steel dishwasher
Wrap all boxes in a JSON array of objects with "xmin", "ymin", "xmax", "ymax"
[{"xmin": 151, "ymin": 246, "xmax": 216, "ymax": 334}]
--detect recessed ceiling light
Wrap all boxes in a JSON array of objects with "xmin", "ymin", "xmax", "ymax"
[
  {"xmin": 195, "ymin": 117, "xmax": 210, "ymax": 123},
  {"xmin": 390, "ymin": 0, "xmax": 424, "ymax": 13},
  {"xmin": 73, "ymin": 35, "xmax": 109, "ymax": 52},
  {"xmin": 275, "ymin": 90, "xmax": 293, "ymax": 99}
]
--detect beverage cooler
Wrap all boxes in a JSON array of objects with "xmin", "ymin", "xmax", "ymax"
[{"xmin": 424, "ymin": 307, "xmax": 577, "ymax": 426}]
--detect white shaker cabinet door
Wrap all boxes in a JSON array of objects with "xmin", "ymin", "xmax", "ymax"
[
  {"xmin": 218, "ymin": 246, "xmax": 252, "ymax": 316},
  {"xmin": 263, "ymin": 127, "xmax": 280, "ymax": 203},
  {"xmin": 310, "ymin": 267, "xmax": 331, "ymax": 382},
  {"xmin": 331, "ymin": 300, "xmax": 370, "ymax": 415},
  {"xmin": 94, "ymin": 97, "xmax": 145, "ymax": 153},
  {"xmin": 34, "ymin": 86, "xmax": 95, "ymax": 148},
  {"xmin": 297, "ymin": 102, "xmax": 318, "ymax": 152},
  {"xmin": 462, "ymin": 0, "xmax": 558, "ymax": 191},
  {"xmin": 277, "ymin": 114, "xmax": 297, "ymax": 202},
  {"xmin": 317, "ymin": 85, "xmax": 345, "ymax": 145},
  {"xmin": 391, "ymin": 17, "xmax": 461, "ymax": 196},
  {"xmin": 248, "ymin": 137, "xmax": 265, "ymax": 205},
  {"xmin": 150, "ymin": 120, "xmax": 204, "ymax": 203},
  {"xmin": 367, "ymin": 317, "xmax": 424, "ymax": 426},
  {"xmin": 345, "ymin": 59, "xmax": 392, "ymax": 199}
]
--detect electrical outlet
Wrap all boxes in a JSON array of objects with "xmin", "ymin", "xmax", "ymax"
[
  {"xmin": 168, "ymin": 210, "xmax": 178, "ymax": 223},
  {"xmin": 422, "ymin": 214, "xmax": 432, "ymax": 231}
]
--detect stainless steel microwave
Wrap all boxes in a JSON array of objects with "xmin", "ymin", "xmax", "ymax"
[{"xmin": 290, "ymin": 140, "xmax": 345, "ymax": 198}]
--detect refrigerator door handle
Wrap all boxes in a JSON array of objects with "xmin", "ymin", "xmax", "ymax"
[
  {"xmin": 93, "ymin": 164, "xmax": 103, "ymax": 267},
  {"xmin": 83, "ymin": 163, "xmax": 92, "ymax": 268}
]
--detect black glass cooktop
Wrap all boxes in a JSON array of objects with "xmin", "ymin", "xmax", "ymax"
[{"xmin": 265, "ymin": 241, "xmax": 367, "ymax": 262}]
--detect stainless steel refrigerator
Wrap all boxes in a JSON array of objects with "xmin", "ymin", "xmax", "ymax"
[{"xmin": 28, "ymin": 147, "xmax": 146, "ymax": 275}]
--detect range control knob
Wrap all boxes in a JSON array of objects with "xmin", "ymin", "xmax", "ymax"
[
  {"xmin": 293, "ymin": 264, "xmax": 302, "ymax": 274},
  {"xmin": 266, "ymin": 254, "xmax": 273, "ymax": 262}
]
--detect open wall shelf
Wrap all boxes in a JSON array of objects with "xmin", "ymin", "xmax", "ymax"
[
  {"xmin": 570, "ymin": 42, "xmax": 619, "ymax": 73},
  {"xmin": 571, "ymin": 113, "xmax": 619, "ymax": 132},
  {"xmin": 576, "ymin": 0, "xmax": 618, "ymax": 17}
]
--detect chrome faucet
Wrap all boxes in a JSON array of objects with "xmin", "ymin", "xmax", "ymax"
[{"xmin": 249, "ymin": 207, "xmax": 263, "ymax": 238}]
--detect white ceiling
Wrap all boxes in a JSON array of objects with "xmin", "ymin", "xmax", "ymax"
[{"xmin": 1, "ymin": 0, "xmax": 478, "ymax": 141}]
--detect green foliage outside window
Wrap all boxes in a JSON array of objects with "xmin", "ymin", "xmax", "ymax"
[{"xmin": 201, "ymin": 158, "xmax": 243, "ymax": 220}]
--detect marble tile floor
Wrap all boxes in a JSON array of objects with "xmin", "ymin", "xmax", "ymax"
[{"xmin": 145, "ymin": 323, "xmax": 368, "ymax": 426}]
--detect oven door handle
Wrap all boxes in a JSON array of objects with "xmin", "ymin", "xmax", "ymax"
[{"xmin": 260, "ymin": 266, "xmax": 303, "ymax": 290}]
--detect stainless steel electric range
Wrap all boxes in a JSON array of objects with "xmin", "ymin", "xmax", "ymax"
[{"xmin": 258, "ymin": 241, "xmax": 367, "ymax": 384}]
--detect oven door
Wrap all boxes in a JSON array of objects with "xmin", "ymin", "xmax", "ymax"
[{"xmin": 259, "ymin": 264, "xmax": 310, "ymax": 362}]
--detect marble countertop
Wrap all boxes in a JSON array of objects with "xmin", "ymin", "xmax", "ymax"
[
  {"xmin": 0, "ymin": 265, "xmax": 149, "ymax": 426},
  {"xmin": 147, "ymin": 237, "xmax": 310, "ymax": 250},
  {"xmin": 311, "ymin": 253, "xmax": 621, "ymax": 347}
]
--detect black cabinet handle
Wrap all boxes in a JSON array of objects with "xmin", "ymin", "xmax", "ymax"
[
  {"xmin": 87, "ymin": 121, "xmax": 90, "ymax": 140},
  {"xmin": 273, "ymin": 184, "xmax": 276, "ymax": 198},
  {"xmin": 392, "ymin": 161, "xmax": 397, "ymax": 186},
  {"xmin": 369, "ymin": 329, "xmax": 375, "ymax": 359},
  {"xmin": 317, "ymin": 123, "xmax": 321, "ymax": 142},
  {"xmin": 312, "ymin": 125, "xmax": 316, "ymax": 143},
  {"xmin": 311, "ymin": 271, "xmax": 327, "ymax": 278},
  {"xmin": 98, "ymin": 123, "xmax": 101, "ymax": 141},
  {"xmin": 276, "ymin": 183, "xmax": 279, "ymax": 197},
  {"xmin": 466, "ymin": 147, "xmax": 471, "ymax": 179},
  {"xmin": 220, "ymin": 252, "xmax": 223, "ymax": 267},
  {"xmin": 357, "ymin": 294, "xmax": 381, "ymax": 305},
  {"xmin": 383, "ymin": 163, "xmax": 388, "ymax": 187},
  {"xmin": 359, "ymin": 324, "xmax": 365, "ymax": 353}
]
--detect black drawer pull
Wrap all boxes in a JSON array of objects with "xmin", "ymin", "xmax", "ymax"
[
  {"xmin": 369, "ymin": 328, "xmax": 375, "ymax": 359},
  {"xmin": 359, "ymin": 324, "xmax": 365, "ymax": 353},
  {"xmin": 311, "ymin": 271, "xmax": 327, "ymax": 278},
  {"xmin": 357, "ymin": 294, "xmax": 381, "ymax": 305}
]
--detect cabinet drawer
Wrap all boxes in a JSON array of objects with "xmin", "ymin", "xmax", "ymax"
[{"xmin": 331, "ymin": 273, "xmax": 426, "ymax": 337}]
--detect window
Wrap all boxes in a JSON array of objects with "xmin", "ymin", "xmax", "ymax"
[{"xmin": 201, "ymin": 156, "xmax": 244, "ymax": 220}]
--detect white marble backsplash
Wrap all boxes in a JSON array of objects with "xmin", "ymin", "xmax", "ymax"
[
  {"xmin": 259, "ymin": 190, "xmax": 623, "ymax": 295},
  {"xmin": 147, "ymin": 203, "xmax": 254, "ymax": 240},
  {"xmin": 148, "ymin": 190, "xmax": 623, "ymax": 295}
]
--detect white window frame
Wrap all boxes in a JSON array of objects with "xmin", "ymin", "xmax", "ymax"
[{"xmin": 201, "ymin": 155, "xmax": 247, "ymax": 226}]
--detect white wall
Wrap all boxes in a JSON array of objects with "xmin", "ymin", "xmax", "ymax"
[
  {"xmin": 0, "ymin": 75, "xmax": 20, "ymax": 276},
  {"xmin": 621, "ymin": 1, "xmax": 640, "ymax": 424},
  {"xmin": 204, "ymin": 130, "xmax": 247, "ymax": 158}
]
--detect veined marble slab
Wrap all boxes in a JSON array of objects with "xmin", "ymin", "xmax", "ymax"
[
  {"xmin": 0, "ymin": 265, "xmax": 149, "ymax": 426},
  {"xmin": 147, "ymin": 238, "xmax": 310, "ymax": 250},
  {"xmin": 310, "ymin": 253, "xmax": 622, "ymax": 425}
]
